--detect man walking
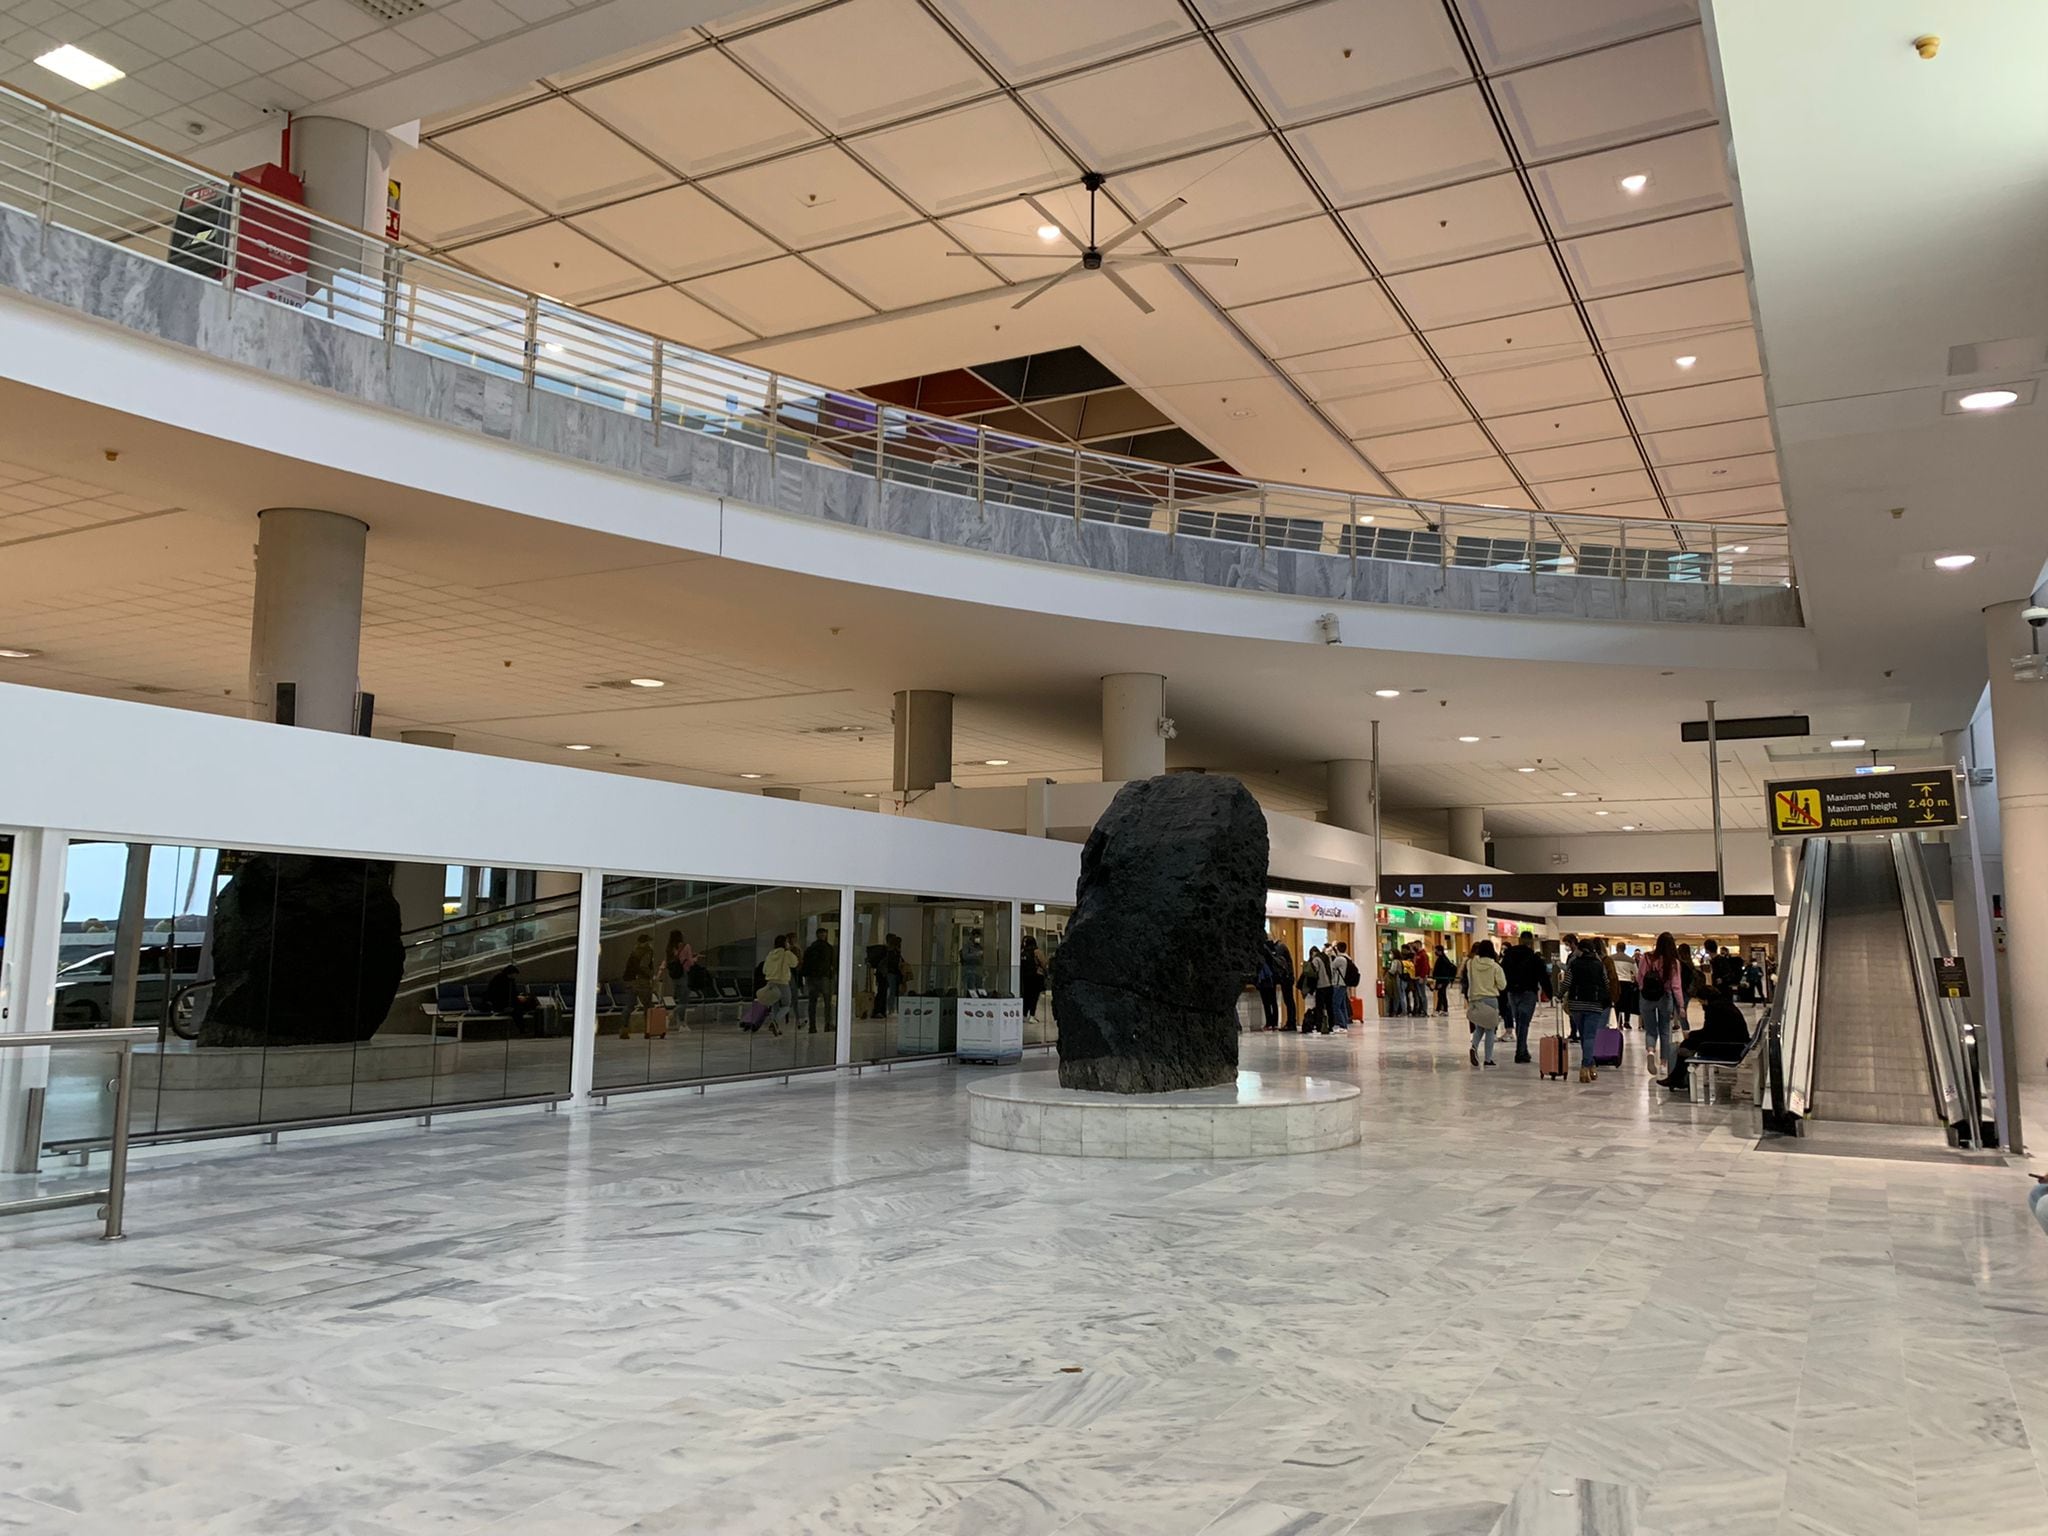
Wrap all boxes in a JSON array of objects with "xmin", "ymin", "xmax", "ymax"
[{"xmin": 1500, "ymin": 930, "xmax": 1549, "ymax": 1063}]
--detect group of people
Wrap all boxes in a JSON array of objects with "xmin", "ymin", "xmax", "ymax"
[
  {"xmin": 1382, "ymin": 941, "xmax": 1459, "ymax": 1016},
  {"xmin": 1551, "ymin": 932, "xmax": 1756, "ymax": 1088},
  {"xmin": 617, "ymin": 928, "xmax": 837, "ymax": 1037},
  {"xmin": 1251, "ymin": 936, "xmax": 1361, "ymax": 1034}
]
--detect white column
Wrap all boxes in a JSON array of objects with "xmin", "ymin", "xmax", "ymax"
[
  {"xmin": 290, "ymin": 115, "xmax": 402, "ymax": 234},
  {"xmin": 892, "ymin": 690, "xmax": 954, "ymax": 793},
  {"xmin": 1024, "ymin": 778, "xmax": 1054, "ymax": 837},
  {"xmin": 1102, "ymin": 673, "xmax": 1166, "ymax": 782},
  {"xmin": 569, "ymin": 870, "xmax": 602, "ymax": 1104},
  {"xmin": 248, "ymin": 508, "xmax": 367, "ymax": 733},
  {"xmin": 1006, "ymin": 899, "xmax": 1023, "ymax": 1001},
  {"xmin": 1986, "ymin": 599, "xmax": 2048, "ymax": 1081},
  {"xmin": 1326, "ymin": 760, "xmax": 1374, "ymax": 834},
  {"xmin": 0, "ymin": 828, "xmax": 68, "ymax": 1173},
  {"xmin": 1448, "ymin": 807, "xmax": 1486, "ymax": 865},
  {"xmin": 834, "ymin": 886, "xmax": 855, "ymax": 1068}
]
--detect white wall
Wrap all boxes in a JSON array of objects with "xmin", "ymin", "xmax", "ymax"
[
  {"xmin": 1488, "ymin": 829, "xmax": 1776, "ymax": 893},
  {"xmin": 0, "ymin": 682, "xmax": 1078, "ymax": 904}
]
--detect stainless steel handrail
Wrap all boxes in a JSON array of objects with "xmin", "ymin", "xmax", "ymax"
[
  {"xmin": 1890, "ymin": 831, "xmax": 1978, "ymax": 1145},
  {"xmin": 1775, "ymin": 836, "xmax": 1829, "ymax": 1121},
  {"xmin": 0, "ymin": 82, "xmax": 1798, "ymax": 595},
  {"xmin": 0, "ymin": 1025, "xmax": 155, "ymax": 1239}
]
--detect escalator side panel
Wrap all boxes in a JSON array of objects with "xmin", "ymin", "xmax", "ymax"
[{"xmin": 1809, "ymin": 840, "xmax": 1942, "ymax": 1126}]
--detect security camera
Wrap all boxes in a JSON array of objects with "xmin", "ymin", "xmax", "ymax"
[
  {"xmin": 2024, "ymin": 606, "xmax": 2048, "ymax": 628},
  {"xmin": 1315, "ymin": 612, "xmax": 1342, "ymax": 645}
]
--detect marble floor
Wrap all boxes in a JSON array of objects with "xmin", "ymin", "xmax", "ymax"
[{"xmin": 5, "ymin": 1015, "xmax": 2048, "ymax": 1535}]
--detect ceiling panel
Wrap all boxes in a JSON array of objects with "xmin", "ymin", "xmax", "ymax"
[
  {"xmin": 1509, "ymin": 436, "xmax": 1643, "ymax": 483},
  {"xmin": 699, "ymin": 144, "xmax": 920, "ymax": 248},
  {"xmin": 1023, "ymin": 40, "xmax": 1266, "ymax": 170},
  {"xmin": 1219, "ymin": 0, "xmax": 1469, "ymax": 126},
  {"xmin": 931, "ymin": 0, "xmax": 1194, "ymax": 80},
  {"xmin": 1288, "ymin": 86, "xmax": 1512, "ymax": 205},
  {"xmin": 1669, "ymin": 484, "xmax": 1786, "ymax": 520},
  {"xmin": 1389, "ymin": 455, "xmax": 1518, "ymax": 500},
  {"xmin": 568, "ymin": 185, "xmax": 781, "ymax": 280},
  {"xmin": 573, "ymin": 48, "xmax": 821, "ymax": 176},
  {"xmin": 1385, "ymin": 245, "xmax": 1570, "ymax": 329},
  {"xmin": 1559, "ymin": 207, "xmax": 1744, "ymax": 298},
  {"xmin": 1643, "ymin": 418, "xmax": 1777, "ymax": 465},
  {"xmin": 1322, "ymin": 379, "xmax": 1471, "ymax": 436},
  {"xmin": 1606, "ymin": 325, "xmax": 1760, "ymax": 392},
  {"xmin": 1655, "ymin": 452, "xmax": 1780, "ymax": 495},
  {"xmin": 850, "ymin": 97, "xmax": 1075, "ymax": 215},
  {"xmin": 807, "ymin": 224, "xmax": 1004, "ymax": 309},
  {"xmin": 1233, "ymin": 282, "xmax": 1410, "ymax": 355},
  {"xmin": 1531, "ymin": 468, "xmax": 1658, "ymax": 511},
  {"xmin": 1430, "ymin": 306, "xmax": 1591, "ymax": 376},
  {"xmin": 1455, "ymin": 0, "xmax": 1699, "ymax": 71},
  {"xmin": 1623, "ymin": 376, "xmax": 1770, "ymax": 433},
  {"xmin": 1530, "ymin": 126, "xmax": 1731, "ymax": 238},
  {"xmin": 390, "ymin": 147, "xmax": 539, "ymax": 246},
  {"xmin": 1457, "ymin": 355, "xmax": 1613, "ymax": 416},
  {"xmin": 590, "ymin": 286, "xmax": 756, "ymax": 351},
  {"xmin": 1342, "ymin": 173, "xmax": 1545, "ymax": 274},
  {"xmin": 1287, "ymin": 336, "xmax": 1441, "ymax": 401},
  {"xmin": 456, "ymin": 221, "xmax": 650, "ymax": 303},
  {"xmin": 727, "ymin": 0, "xmax": 993, "ymax": 134},
  {"xmin": 1354, "ymin": 421, "xmax": 1497, "ymax": 470},
  {"xmin": 437, "ymin": 98, "xmax": 675, "ymax": 216},
  {"xmin": 1493, "ymin": 26, "xmax": 1716, "ymax": 162},
  {"xmin": 1186, "ymin": 217, "xmax": 1370, "ymax": 307},
  {"xmin": 1110, "ymin": 138, "xmax": 1323, "ymax": 245},
  {"xmin": 1487, "ymin": 398, "xmax": 1633, "ymax": 451},
  {"xmin": 1585, "ymin": 273, "xmax": 1756, "ymax": 350},
  {"xmin": 680, "ymin": 256, "xmax": 871, "ymax": 335}
]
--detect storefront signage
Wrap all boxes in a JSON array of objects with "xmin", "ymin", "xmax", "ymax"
[
  {"xmin": 1380, "ymin": 872, "xmax": 1720, "ymax": 904},
  {"xmin": 1604, "ymin": 899, "xmax": 1724, "ymax": 917},
  {"xmin": 1376, "ymin": 904, "xmax": 1474, "ymax": 935},
  {"xmin": 1265, "ymin": 890, "xmax": 1359, "ymax": 923},
  {"xmin": 1766, "ymin": 769, "xmax": 1958, "ymax": 836}
]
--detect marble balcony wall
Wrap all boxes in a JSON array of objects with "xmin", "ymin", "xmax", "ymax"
[{"xmin": 0, "ymin": 207, "xmax": 1802, "ymax": 630}]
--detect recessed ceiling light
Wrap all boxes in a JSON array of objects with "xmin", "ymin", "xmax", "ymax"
[
  {"xmin": 1458, "ymin": 735, "xmax": 1481, "ymax": 743},
  {"xmin": 563, "ymin": 743, "xmax": 593, "ymax": 752},
  {"xmin": 37, "ymin": 44, "xmax": 124, "ymax": 89},
  {"xmin": 1516, "ymin": 766, "xmax": 1538, "ymax": 774},
  {"xmin": 1229, "ymin": 408, "xmax": 1255, "ymax": 418},
  {"xmin": 1374, "ymin": 688, "xmax": 1401, "ymax": 698},
  {"xmin": 1355, "ymin": 513, "xmax": 1375, "ymax": 525},
  {"xmin": 738, "ymin": 772, "xmax": 765, "ymax": 779},
  {"xmin": 1621, "ymin": 824, "xmax": 1636, "ymax": 831},
  {"xmin": 1561, "ymin": 791, "xmax": 1578, "ymax": 798},
  {"xmin": 982, "ymin": 758, "xmax": 1010, "ymax": 766},
  {"xmin": 1618, "ymin": 173, "xmax": 1649, "ymax": 194},
  {"xmin": 1674, "ymin": 355, "xmax": 1697, "ymax": 370},
  {"xmin": 1036, "ymin": 223, "xmax": 1061, "ymax": 242},
  {"xmin": 1831, "ymin": 737, "xmax": 1866, "ymax": 749},
  {"xmin": 1958, "ymin": 388, "xmax": 2019, "ymax": 412},
  {"xmin": 626, "ymin": 676, "xmax": 665, "ymax": 688},
  {"xmin": 861, "ymin": 791, "xmax": 879, "ymax": 798},
  {"xmin": 1934, "ymin": 553, "xmax": 1976, "ymax": 570},
  {"xmin": 0, "ymin": 646, "xmax": 41, "ymax": 659},
  {"xmin": 1595, "ymin": 810, "xmax": 1611, "ymax": 816}
]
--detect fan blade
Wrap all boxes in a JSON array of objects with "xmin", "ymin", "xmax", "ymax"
[
  {"xmin": 1012, "ymin": 263, "xmax": 1081, "ymax": 310},
  {"xmin": 1113, "ymin": 253, "xmax": 1239, "ymax": 267},
  {"xmin": 1020, "ymin": 194, "xmax": 1082, "ymax": 250},
  {"xmin": 1098, "ymin": 196, "xmax": 1186, "ymax": 254},
  {"xmin": 945, "ymin": 249, "xmax": 1081, "ymax": 258},
  {"xmin": 1102, "ymin": 266, "xmax": 1155, "ymax": 315}
]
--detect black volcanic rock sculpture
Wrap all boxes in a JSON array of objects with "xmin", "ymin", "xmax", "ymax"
[
  {"xmin": 198, "ymin": 853, "xmax": 404, "ymax": 1047},
  {"xmin": 1054, "ymin": 775, "xmax": 1269, "ymax": 1092}
]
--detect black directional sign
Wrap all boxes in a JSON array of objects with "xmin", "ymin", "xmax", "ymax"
[
  {"xmin": 1379, "ymin": 871, "xmax": 1721, "ymax": 905},
  {"xmin": 1766, "ymin": 769, "xmax": 1958, "ymax": 836}
]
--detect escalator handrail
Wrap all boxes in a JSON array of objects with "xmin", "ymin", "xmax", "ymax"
[
  {"xmin": 1889, "ymin": 833, "xmax": 1976, "ymax": 1144},
  {"xmin": 1773, "ymin": 835, "xmax": 1829, "ymax": 1120}
]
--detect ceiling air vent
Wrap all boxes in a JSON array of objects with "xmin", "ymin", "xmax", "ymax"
[{"xmin": 345, "ymin": 0, "xmax": 432, "ymax": 22}]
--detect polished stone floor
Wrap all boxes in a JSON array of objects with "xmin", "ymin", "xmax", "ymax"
[{"xmin": 5, "ymin": 1016, "xmax": 2048, "ymax": 1535}]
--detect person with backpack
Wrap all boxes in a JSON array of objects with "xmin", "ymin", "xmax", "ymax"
[
  {"xmin": 1464, "ymin": 939, "xmax": 1508, "ymax": 1067},
  {"xmin": 1565, "ymin": 936, "xmax": 1612, "ymax": 1083},
  {"xmin": 1333, "ymin": 941, "xmax": 1360, "ymax": 1031},
  {"xmin": 1298, "ymin": 947, "xmax": 1326, "ymax": 1033},
  {"xmin": 1637, "ymin": 932, "xmax": 1682, "ymax": 1078},
  {"xmin": 1431, "ymin": 944, "xmax": 1457, "ymax": 1014},
  {"xmin": 1499, "ymin": 931, "xmax": 1550, "ymax": 1063}
]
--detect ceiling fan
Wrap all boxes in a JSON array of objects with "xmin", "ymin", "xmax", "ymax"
[{"xmin": 951, "ymin": 170, "xmax": 1237, "ymax": 314}]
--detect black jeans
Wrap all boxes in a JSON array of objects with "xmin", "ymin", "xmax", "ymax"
[
  {"xmin": 1256, "ymin": 980, "xmax": 1278, "ymax": 1029},
  {"xmin": 1434, "ymin": 979, "xmax": 1450, "ymax": 1012}
]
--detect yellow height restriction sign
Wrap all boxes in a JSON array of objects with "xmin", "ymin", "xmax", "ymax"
[{"xmin": 1764, "ymin": 769, "xmax": 1958, "ymax": 837}]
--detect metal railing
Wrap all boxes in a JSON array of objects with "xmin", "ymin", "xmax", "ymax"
[
  {"xmin": 0, "ymin": 1025, "xmax": 153, "ymax": 1239},
  {"xmin": 1771, "ymin": 835, "xmax": 1829, "ymax": 1124},
  {"xmin": 1891, "ymin": 831, "xmax": 1985, "ymax": 1147},
  {"xmin": 0, "ymin": 85, "xmax": 1797, "ymax": 594}
]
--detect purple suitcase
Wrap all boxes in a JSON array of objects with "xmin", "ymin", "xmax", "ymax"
[
  {"xmin": 1593, "ymin": 1025, "xmax": 1624, "ymax": 1066},
  {"xmin": 742, "ymin": 1000, "xmax": 771, "ymax": 1031}
]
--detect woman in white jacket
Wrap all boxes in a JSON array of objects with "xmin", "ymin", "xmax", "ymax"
[{"xmin": 1464, "ymin": 940, "xmax": 1509, "ymax": 1067}]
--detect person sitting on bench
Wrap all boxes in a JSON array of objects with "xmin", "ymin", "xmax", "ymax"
[
  {"xmin": 1659, "ymin": 981, "xmax": 1750, "ymax": 1094},
  {"xmin": 483, "ymin": 962, "xmax": 536, "ymax": 1035}
]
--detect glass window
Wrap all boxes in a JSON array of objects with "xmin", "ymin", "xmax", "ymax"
[{"xmin": 850, "ymin": 892, "xmax": 1016, "ymax": 1064}]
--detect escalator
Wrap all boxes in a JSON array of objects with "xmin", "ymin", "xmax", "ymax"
[{"xmin": 1773, "ymin": 833, "xmax": 1989, "ymax": 1146}]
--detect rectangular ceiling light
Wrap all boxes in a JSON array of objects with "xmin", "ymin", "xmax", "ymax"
[{"xmin": 36, "ymin": 44, "xmax": 125, "ymax": 90}]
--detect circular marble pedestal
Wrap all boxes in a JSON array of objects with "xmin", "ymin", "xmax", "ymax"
[{"xmin": 966, "ymin": 1069, "xmax": 1360, "ymax": 1159}]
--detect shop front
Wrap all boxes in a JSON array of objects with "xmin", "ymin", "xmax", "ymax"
[
  {"xmin": 1264, "ymin": 889, "xmax": 1362, "ymax": 971},
  {"xmin": 1375, "ymin": 902, "xmax": 1475, "ymax": 1016}
]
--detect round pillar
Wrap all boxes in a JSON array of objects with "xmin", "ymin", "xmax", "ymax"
[
  {"xmin": 1102, "ymin": 673, "xmax": 1166, "ymax": 782},
  {"xmin": 289, "ymin": 115, "xmax": 399, "ymax": 234},
  {"xmin": 1986, "ymin": 600, "xmax": 2048, "ymax": 1080},
  {"xmin": 248, "ymin": 507, "xmax": 366, "ymax": 732},
  {"xmin": 1448, "ymin": 807, "xmax": 1486, "ymax": 865},
  {"xmin": 892, "ymin": 690, "xmax": 954, "ymax": 792},
  {"xmin": 1326, "ymin": 760, "xmax": 1374, "ymax": 834}
]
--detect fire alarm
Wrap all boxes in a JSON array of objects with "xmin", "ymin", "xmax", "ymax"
[{"xmin": 1913, "ymin": 34, "xmax": 1940, "ymax": 59}]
